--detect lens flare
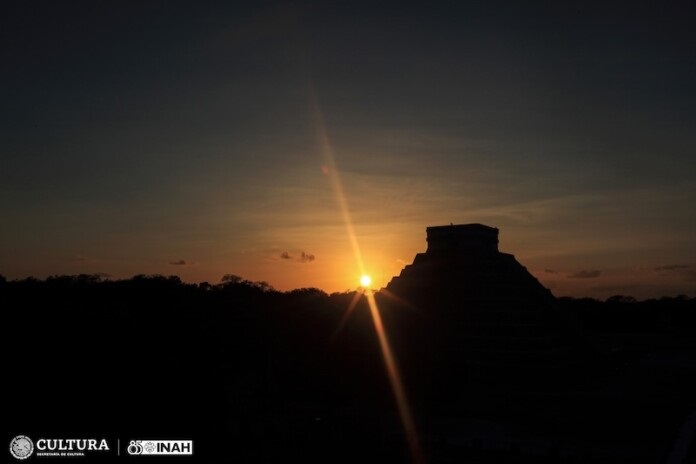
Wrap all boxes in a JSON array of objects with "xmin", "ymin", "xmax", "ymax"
[
  {"xmin": 365, "ymin": 289, "xmax": 422, "ymax": 463},
  {"xmin": 309, "ymin": 85, "xmax": 422, "ymax": 463}
]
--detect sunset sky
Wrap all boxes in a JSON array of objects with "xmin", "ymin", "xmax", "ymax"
[{"xmin": 2, "ymin": 2, "xmax": 695, "ymax": 299}]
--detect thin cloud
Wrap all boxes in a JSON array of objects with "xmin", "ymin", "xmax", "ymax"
[
  {"xmin": 169, "ymin": 260, "xmax": 187, "ymax": 266},
  {"xmin": 590, "ymin": 283, "xmax": 642, "ymax": 292},
  {"xmin": 278, "ymin": 250, "xmax": 315, "ymax": 263},
  {"xmin": 568, "ymin": 270, "xmax": 601, "ymax": 279},
  {"xmin": 652, "ymin": 264, "xmax": 696, "ymax": 282},
  {"xmin": 655, "ymin": 265, "xmax": 689, "ymax": 271},
  {"xmin": 544, "ymin": 269, "xmax": 558, "ymax": 274}
]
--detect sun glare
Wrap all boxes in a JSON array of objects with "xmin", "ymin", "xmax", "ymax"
[{"xmin": 360, "ymin": 275, "xmax": 372, "ymax": 288}]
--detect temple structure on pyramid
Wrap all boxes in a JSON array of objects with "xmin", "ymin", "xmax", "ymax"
[{"xmin": 387, "ymin": 223, "xmax": 553, "ymax": 305}]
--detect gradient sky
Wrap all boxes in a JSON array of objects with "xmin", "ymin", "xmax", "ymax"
[{"xmin": 2, "ymin": 1, "xmax": 695, "ymax": 299}]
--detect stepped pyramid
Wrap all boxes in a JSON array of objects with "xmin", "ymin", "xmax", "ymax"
[{"xmin": 385, "ymin": 224, "xmax": 593, "ymax": 382}]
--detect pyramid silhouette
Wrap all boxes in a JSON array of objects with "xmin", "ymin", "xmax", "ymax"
[{"xmin": 384, "ymin": 224, "xmax": 595, "ymax": 385}]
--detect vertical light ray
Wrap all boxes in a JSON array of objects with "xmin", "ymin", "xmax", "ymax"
[
  {"xmin": 308, "ymin": 84, "xmax": 422, "ymax": 463},
  {"xmin": 366, "ymin": 289, "xmax": 423, "ymax": 463},
  {"xmin": 308, "ymin": 91, "xmax": 365, "ymax": 276},
  {"xmin": 379, "ymin": 288, "xmax": 423, "ymax": 314},
  {"xmin": 329, "ymin": 290, "xmax": 363, "ymax": 344}
]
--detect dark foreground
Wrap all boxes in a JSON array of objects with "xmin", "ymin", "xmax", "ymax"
[{"xmin": 4, "ymin": 275, "xmax": 696, "ymax": 463}]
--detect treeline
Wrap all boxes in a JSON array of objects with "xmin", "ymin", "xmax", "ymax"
[
  {"xmin": 2, "ymin": 273, "xmax": 693, "ymax": 334},
  {"xmin": 3, "ymin": 274, "xmax": 695, "ymax": 462},
  {"xmin": 3, "ymin": 274, "xmax": 403, "ymax": 462},
  {"xmin": 557, "ymin": 294, "xmax": 696, "ymax": 335}
]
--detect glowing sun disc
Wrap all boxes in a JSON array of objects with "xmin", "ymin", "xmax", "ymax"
[{"xmin": 360, "ymin": 275, "xmax": 372, "ymax": 287}]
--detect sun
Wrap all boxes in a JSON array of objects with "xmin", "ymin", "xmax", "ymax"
[{"xmin": 360, "ymin": 274, "xmax": 372, "ymax": 288}]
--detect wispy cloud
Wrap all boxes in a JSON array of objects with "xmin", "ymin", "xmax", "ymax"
[
  {"xmin": 169, "ymin": 260, "xmax": 187, "ymax": 266},
  {"xmin": 590, "ymin": 283, "xmax": 642, "ymax": 293},
  {"xmin": 655, "ymin": 264, "xmax": 689, "ymax": 271},
  {"xmin": 653, "ymin": 265, "xmax": 696, "ymax": 282},
  {"xmin": 568, "ymin": 270, "xmax": 601, "ymax": 279},
  {"xmin": 278, "ymin": 250, "xmax": 315, "ymax": 263}
]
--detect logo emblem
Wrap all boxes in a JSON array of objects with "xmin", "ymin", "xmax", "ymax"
[
  {"xmin": 10, "ymin": 436, "xmax": 34, "ymax": 460},
  {"xmin": 127, "ymin": 440, "xmax": 193, "ymax": 455},
  {"xmin": 127, "ymin": 440, "xmax": 143, "ymax": 455}
]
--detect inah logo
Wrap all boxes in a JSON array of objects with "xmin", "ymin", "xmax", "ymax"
[
  {"xmin": 127, "ymin": 440, "xmax": 193, "ymax": 455},
  {"xmin": 9, "ymin": 436, "xmax": 34, "ymax": 460}
]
